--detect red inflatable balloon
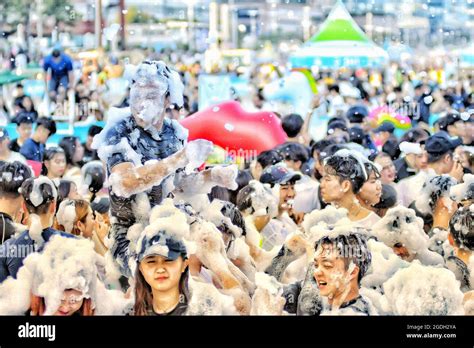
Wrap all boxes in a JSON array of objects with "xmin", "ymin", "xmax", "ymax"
[{"xmin": 180, "ymin": 101, "xmax": 286, "ymax": 157}]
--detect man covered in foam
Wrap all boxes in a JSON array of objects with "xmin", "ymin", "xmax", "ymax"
[
  {"xmin": 372, "ymin": 206, "xmax": 444, "ymax": 265},
  {"xmin": 91, "ymin": 60, "xmax": 236, "ymax": 278}
]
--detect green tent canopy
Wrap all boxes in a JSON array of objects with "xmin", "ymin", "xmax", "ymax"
[
  {"xmin": 290, "ymin": 0, "xmax": 388, "ymax": 69},
  {"xmin": 0, "ymin": 70, "xmax": 28, "ymax": 86}
]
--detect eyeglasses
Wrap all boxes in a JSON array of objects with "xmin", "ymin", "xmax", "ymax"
[{"xmin": 60, "ymin": 294, "xmax": 84, "ymax": 306}]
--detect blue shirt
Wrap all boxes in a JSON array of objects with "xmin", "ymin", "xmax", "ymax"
[
  {"xmin": 0, "ymin": 228, "xmax": 75, "ymax": 282},
  {"xmin": 20, "ymin": 138, "xmax": 44, "ymax": 161},
  {"xmin": 43, "ymin": 54, "xmax": 73, "ymax": 80}
]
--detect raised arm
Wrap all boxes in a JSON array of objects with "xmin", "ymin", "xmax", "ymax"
[{"xmin": 109, "ymin": 139, "xmax": 213, "ymax": 198}]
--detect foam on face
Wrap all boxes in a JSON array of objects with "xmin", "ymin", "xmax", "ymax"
[{"xmin": 0, "ymin": 236, "xmax": 132, "ymax": 315}]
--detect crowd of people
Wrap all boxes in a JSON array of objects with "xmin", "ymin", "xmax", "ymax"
[{"xmin": 0, "ymin": 50, "xmax": 473, "ymax": 316}]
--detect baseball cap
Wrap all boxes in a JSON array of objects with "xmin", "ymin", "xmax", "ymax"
[
  {"xmin": 346, "ymin": 105, "xmax": 368, "ymax": 124},
  {"xmin": 438, "ymin": 112, "xmax": 463, "ymax": 131},
  {"xmin": 349, "ymin": 126, "xmax": 365, "ymax": 143},
  {"xmin": 137, "ymin": 230, "xmax": 187, "ymax": 262},
  {"xmin": 12, "ymin": 112, "xmax": 35, "ymax": 125},
  {"xmin": 425, "ymin": 131, "xmax": 462, "ymax": 156},
  {"xmin": 373, "ymin": 122, "xmax": 395, "ymax": 134},
  {"xmin": 327, "ymin": 120, "xmax": 348, "ymax": 135},
  {"xmin": 260, "ymin": 164, "xmax": 302, "ymax": 186}
]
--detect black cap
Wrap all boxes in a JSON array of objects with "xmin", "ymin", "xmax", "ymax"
[
  {"xmin": 260, "ymin": 165, "xmax": 302, "ymax": 186},
  {"xmin": 12, "ymin": 112, "xmax": 35, "ymax": 125},
  {"xmin": 349, "ymin": 126, "xmax": 365, "ymax": 143},
  {"xmin": 425, "ymin": 131, "xmax": 462, "ymax": 156},
  {"xmin": 373, "ymin": 122, "xmax": 395, "ymax": 134},
  {"xmin": 137, "ymin": 231, "xmax": 187, "ymax": 262},
  {"xmin": 346, "ymin": 105, "xmax": 369, "ymax": 124},
  {"xmin": 327, "ymin": 120, "xmax": 348, "ymax": 135},
  {"xmin": 438, "ymin": 112, "xmax": 463, "ymax": 131}
]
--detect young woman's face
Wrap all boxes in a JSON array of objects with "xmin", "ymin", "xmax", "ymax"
[
  {"xmin": 358, "ymin": 172, "xmax": 382, "ymax": 206},
  {"xmin": 22, "ymin": 97, "xmax": 33, "ymax": 110},
  {"xmin": 45, "ymin": 152, "xmax": 66, "ymax": 178},
  {"xmin": 17, "ymin": 123, "xmax": 33, "ymax": 140},
  {"xmin": 54, "ymin": 289, "xmax": 84, "ymax": 316},
  {"xmin": 80, "ymin": 207, "xmax": 95, "ymax": 239},
  {"xmin": 73, "ymin": 140, "xmax": 85, "ymax": 164},
  {"xmin": 139, "ymin": 255, "xmax": 187, "ymax": 293},
  {"xmin": 68, "ymin": 183, "xmax": 82, "ymax": 200},
  {"xmin": 313, "ymin": 244, "xmax": 351, "ymax": 299},
  {"xmin": 376, "ymin": 157, "xmax": 396, "ymax": 184}
]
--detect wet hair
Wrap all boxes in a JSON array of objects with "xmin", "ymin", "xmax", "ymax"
[
  {"xmin": 364, "ymin": 162, "xmax": 381, "ymax": 180},
  {"xmin": 277, "ymin": 142, "xmax": 309, "ymax": 163},
  {"xmin": 449, "ymin": 207, "xmax": 474, "ymax": 250},
  {"xmin": 257, "ymin": 150, "xmax": 283, "ymax": 169},
  {"xmin": 282, "ymin": 113, "xmax": 304, "ymax": 138},
  {"xmin": 310, "ymin": 138, "xmax": 337, "ymax": 158},
  {"xmin": 324, "ymin": 154, "xmax": 366, "ymax": 194},
  {"xmin": 315, "ymin": 232, "xmax": 372, "ymax": 283},
  {"xmin": 0, "ymin": 161, "xmax": 32, "ymax": 199},
  {"xmin": 21, "ymin": 178, "xmax": 56, "ymax": 215},
  {"xmin": 87, "ymin": 125, "xmax": 103, "ymax": 138},
  {"xmin": 41, "ymin": 147, "xmax": 66, "ymax": 176},
  {"xmin": 36, "ymin": 117, "xmax": 57, "ymax": 136},
  {"xmin": 82, "ymin": 162, "xmax": 105, "ymax": 202},
  {"xmin": 59, "ymin": 136, "xmax": 81, "ymax": 166}
]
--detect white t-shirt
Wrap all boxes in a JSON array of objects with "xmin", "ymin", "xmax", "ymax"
[
  {"xmin": 294, "ymin": 176, "xmax": 320, "ymax": 214},
  {"xmin": 2, "ymin": 151, "xmax": 26, "ymax": 164},
  {"xmin": 353, "ymin": 212, "xmax": 381, "ymax": 230}
]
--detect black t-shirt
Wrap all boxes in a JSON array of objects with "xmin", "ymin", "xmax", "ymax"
[
  {"xmin": 8, "ymin": 139, "xmax": 21, "ymax": 153},
  {"xmin": 146, "ymin": 300, "xmax": 188, "ymax": 316},
  {"xmin": 103, "ymin": 115, "xmax": 186, "ymax": 226},
  {"xmin": 0, "ymin": 212, "xmax": 16, "ymax": 245}
]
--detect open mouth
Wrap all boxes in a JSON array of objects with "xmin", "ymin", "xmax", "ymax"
[{"xmin": 317, "ymin": 280, "xmax": 328, "ymax": 287}]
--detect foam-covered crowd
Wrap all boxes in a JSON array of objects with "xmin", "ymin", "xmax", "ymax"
[{"xmin": 0, "ymin": 59, "xmax": 473, "ymax": 316}]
